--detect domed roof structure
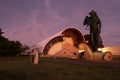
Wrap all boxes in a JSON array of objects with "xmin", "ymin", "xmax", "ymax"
[{"xmin": 42, "ymin": 27, "xmax": 85, "ymax": 56}]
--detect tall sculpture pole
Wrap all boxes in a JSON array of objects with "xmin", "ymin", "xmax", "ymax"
[{"xmin": 83, "ymin": 10, "xmax": 102, "ymax": 52}]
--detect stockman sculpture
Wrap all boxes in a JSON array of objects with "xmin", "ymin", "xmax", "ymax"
[{"xmin": 83, "ymin": 10, "xmax": 102, "ymax": 52}]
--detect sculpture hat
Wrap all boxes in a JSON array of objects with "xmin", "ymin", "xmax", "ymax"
[{"xmin": 89, "ymin": 10, "xmax": 96, "ymax": 15}]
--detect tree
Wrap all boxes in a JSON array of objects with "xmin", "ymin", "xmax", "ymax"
[
  {"xmin": 0, "ymin": 28, "xmax": 4, "ymax": 36},
  {"xmin": 0, "ymin": 28, "xmax": 28, "ymax": 56}
]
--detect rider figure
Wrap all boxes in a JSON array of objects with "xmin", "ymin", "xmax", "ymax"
[{"xmin": 83, "ymin": 10, "xmax": 102, "ymax": 52}]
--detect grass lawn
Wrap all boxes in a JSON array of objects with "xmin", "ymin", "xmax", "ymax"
[{"xmin": 0, "ymin": 56, "xmax": 120, "ymax": 80}]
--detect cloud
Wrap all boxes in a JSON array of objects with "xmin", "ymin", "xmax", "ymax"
[{"xmin": 0, "ymin": 0, "xmax": 120, "ymax": 46}]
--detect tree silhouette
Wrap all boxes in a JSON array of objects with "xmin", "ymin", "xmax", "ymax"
[{"xmin": 0, "ymin": 28, "xmax": 28, "ymax": 56}]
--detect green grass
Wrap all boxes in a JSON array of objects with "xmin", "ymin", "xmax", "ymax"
[{"xmin": 0, "ymin": 56, "xmax": 120, "ymax": 80}]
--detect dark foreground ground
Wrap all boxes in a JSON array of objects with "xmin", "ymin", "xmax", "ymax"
[
  {"xmin": 50, "ymin": 57, "xmax": 120, "ymax": 67},
  {"xmin": 0, "ymin": 56, "xmax": 120, "ymax": 80},
  {"xmin": 0, "ymin": 56, "xmax": 120, "ymax": 67}
]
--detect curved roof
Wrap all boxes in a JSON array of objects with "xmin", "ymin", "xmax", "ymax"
[
  {"xmin": 43, "ymin": 36, "xmax": 63, "ymax": 54},
  {"xmin": 62, "ymin": 27, "xmax": 85, "ymax": 47},
  {"xmin": 43, "ymin": 27, "xmax": 85, "ymax": 54}
]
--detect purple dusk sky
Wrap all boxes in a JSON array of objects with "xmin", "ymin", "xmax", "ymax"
[{"xmin": 0, "ymin": 0, "xmax": 120, "ymax": 46}]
